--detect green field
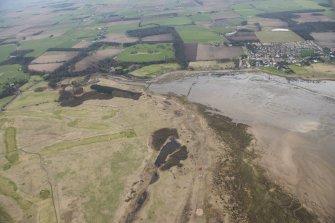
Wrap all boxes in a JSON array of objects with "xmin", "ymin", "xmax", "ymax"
[
  {"xmin": 190, "ymin": 13, "xmax": 212, "ymax": 22},
  {"xmin": 0, "ymin": 44, "xmax": 16, "ymax": 63},
  {"xmin": 19, "ymin": 36, "xmax": 78, "ymax": 57},
  {"xmin": 176, "ymin": 25, "xmax": 224, "ymax": 43},
  {"xmin": 256, "ymin": 31, "xmax": 303, "ymax": 43},
  {"xmin": 130, "ymin": 63, "xmax": 180, "ymax": 77},
  {"xmin": 142, "ymin": 16, "xmax": 192, "ymax": 26},
  {"xmin": 117, "ymin": 44, "xmax": 175, "ymax": 63},
  {"xmin": 232, "ymin": 0, "xmax": 328, "ymax": 17},
  {"xmin": 0, "ymin": 64, "xmax": 29, "ymax": 96}
]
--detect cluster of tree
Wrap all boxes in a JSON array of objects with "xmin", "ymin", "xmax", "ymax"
[{"xmin": 91, "ymin": 84, "xmax": 142, "ymax": 100}]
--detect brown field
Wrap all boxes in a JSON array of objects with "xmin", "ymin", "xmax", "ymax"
[
  {"xmin": 142, "ymin": 34, "xmax": 174, "ymax": 42},
  {"xmin": 103, "ymin": 33, "xmax": 138, "ymax": 43},
  {"xmin": 72, "ymin": 41, "xmax": 91, "ymax": 49},
  {"xmin": 311, "ymin": 32, "xmax": 335, "ymax": 48},
  {"xmin": 227, "ymin": 31, "xmax": 259, "ymax": 42},
  {"xmin": 184, "ymin": 43, "xmax": 198, "ymax": 61},
  {"xmin": 107, "ymin": 20, "xmax": 141, "ymax": 27},
  {"xmin": 307, "ymin": 63, "xmax": 335, "ymax": 76},
  {"xmin": 189, "ymin": 60, "xmax": 235, "ymax": 70},
  {"xmin": 74, "ymin": 48, "xmax": 122, "ymax": 72},
  {"xmin": 210, "ymin": 11, "xmax": 241, "ymax": 20},
  {"xmin": 28, "ymin": 63, "xmax": 63, "ymax": 73},
  {"xmin": 31, "ymin": 52, "xmax": 78, "ymax": 64},
  {"xmin": 196, "ymin": 44, "xmax": 243, "ymax": 60},
  {"xmin": 293, "ymin": 13, "xmax": 335, "ymax": 23},
  {"xmin": 248, "ymin": 17, "xmax": 288, "ymax": 28}
]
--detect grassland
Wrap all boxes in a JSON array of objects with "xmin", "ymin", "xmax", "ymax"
[
  {"xmin": 7, "ymin": 91, "xmax": 58, "ymax": 110},
  {"xmin": 19, "ymin": 37, "xmax": 78, "ymax": 57},
  {"xmin": 4, "ymin": 127, "xmax": 18, "ymax": 163},
  {"xmin": 0, "ymin": 175, "xmax": 31, "ymax": 210},
  {"xmin": 176, "ymin": 25, "xmax": 224, "ymax": 43},
  {"xmin": 261, "ymin": 63, "xmax": 335, "ymax": 79},
  {"xmin": 0, "ymin": 64, "xmax": 29, "ymax": 95},
  {"xmin": 117, "ymin": 44, "xmax": 175, "ymax": 63},
  {"xmin": 232, "ymin": 0, "xmax": 328, "ymax": 17},
  {"xmin": 256, "ymin": 31, "xmax": 303, "ymax": 43},
  {"xmin": 83, "ymin": 142, "xmax": 145, "ymax": 222},
  {"xmin": 130, "ymin": 63, "xmax": 180, "ymax": 77},
  {"xmin": 0, "ymin": 96, "xmax": 13, "ymax": 108},
  {"xmin": 190, "ymin": 13, "xmax": 211, "ymax": 22}
]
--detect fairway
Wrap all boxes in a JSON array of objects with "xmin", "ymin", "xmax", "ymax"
[
  {"xmin": 256, "ymin": 31, "xmax": 303, "ymax": 43},
  {"xmin": 117, "ymin": 44, "xmax": 175, "ymax": 63},
  {"xmin": 4, "ymin": 127, "xmax": 18, "ymax": 163}
]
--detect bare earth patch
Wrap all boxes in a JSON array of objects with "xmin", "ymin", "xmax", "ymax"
[
  {"xmin": 103, "ymin": 33, "xmax": 138, "ymax": 44},
  {"xmin": 74, "ymin": 48, "xmax": 122, "ymax": 72},
  {"xmin": 28, "ymin": 63, "xmax": 63, "ymax": 73},
  {"xmin": 196, "ymin": 44, "xmax": 243, "ymax": 61},
  {"xmin": 311, "ymin": 32, "xmax": 335, "ymax": 48},
  {"xmin": 293, "ymin": 13, "xmax": 335, "ymax": 23},
  {"xmin": 31, "ymin": 52, "xmax": 78, "ymax": 64},
  {"xmin": 248, "ymin": 17, "xmax": 288, "ymax": 28}
]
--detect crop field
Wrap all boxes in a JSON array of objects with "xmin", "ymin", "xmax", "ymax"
[
  {"xmin": 0, "ymin": 44, "xmax": 16, "ymax": 63},
  {"xmin": 142, "ymin": 34, "xmax": 174, "ymax": 42},
  {"xmin": 196, "ymin": 44, "xmax": 244, "ymax": 61},
  {"xmin": 117, "ymin": 44, "xmax": 175, "ymax": 63},
  {"xmin": 0, "ymin": 65, "xmax": 28, "ymax": 96},
  {"xmin": 142, "ymin": 16, "xmax": 192, "ymax": 26},
  {"xmin": 256, "ymin": 30, "xmax": 304, "ymax": 43},
  {"xmin": 189, "ymin": 61, "xmax": 235, "ymax": 70},
  {"xmin": 262, "ymin": 63, "xmax": 335, "ymax": 79},
  {"xmin": 19, "ymin": 37, "xmax": 79, "ymax": 57},
  {"xmin": 248, "ymin": 17, "xmax": 288, "ymax": 28},
  {"xmin": 103, "ymin": 33, "xmax": 138, "ymax": 43},
  {"xmin": 130, "ymin": 63, "xmax": 180, "ymax": 77},
  {"xmin": 190, "ymin": 13, "xmax": 212, "ymax": 22},
  {"xmin": 74, "ymin": 48, "xmax": 122, "ymax": 72},
  {"xmin": 311, "ymin": 32, "xmax": 335, "ymax": 48},
  {"xmin": 176, "ymin": 25, "xmax": 224, "ymax": 43}
]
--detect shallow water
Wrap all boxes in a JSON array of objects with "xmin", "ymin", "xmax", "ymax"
[{"xmin": 150, "ymin": 72, "xmax": 335, "ymax": 219}]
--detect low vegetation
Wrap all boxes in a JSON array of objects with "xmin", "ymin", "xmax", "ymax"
[{"xmin": 198, "ymin": 105, "xmax": 319, "ymax": 223}]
